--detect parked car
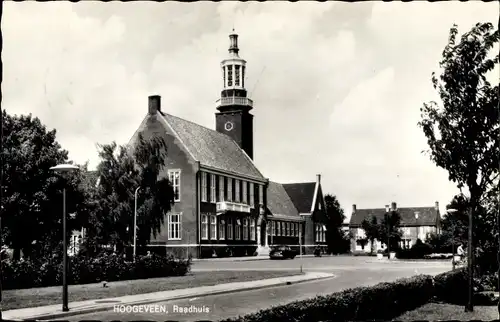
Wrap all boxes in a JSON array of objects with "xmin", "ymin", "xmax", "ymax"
[{"xmin": 269, "ymin": 245, "xmax": 297, "ymax": 259}]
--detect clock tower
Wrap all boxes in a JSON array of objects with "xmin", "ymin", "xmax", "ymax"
[{"xmin": 215, "ymin": 31, "xmax": 254, "ymax": 160}]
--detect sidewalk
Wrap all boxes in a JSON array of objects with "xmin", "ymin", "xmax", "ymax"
[
  {"xmin": 2, "ymin": 271, "xmax": 335, "ymax": 321},
  {"xmin": 193, "ymin": 254, "xmax": 331, "ymax": 262}
]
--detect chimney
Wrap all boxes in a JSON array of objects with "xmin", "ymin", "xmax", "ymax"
[
  {"xmin": 316, "ymin": 174, "xmax": 321, "ymax": 184},
  {"xmin": 148, "ymin": 95, "xmax": 161, "ymax": 115},
  {"xmin": 391, "ymin": 202, "xmax": 397, "ymax": 211},
  {"xmin": 385, "ymin": 205, "xmax": 390, "ymax": 212},
  {"xmin": 352, "ymin": 204, "xmax": 356, "ymax": 213},
  {"xmin": 435, "ymin": 201, "xmax": 439, "ymax": 211}
]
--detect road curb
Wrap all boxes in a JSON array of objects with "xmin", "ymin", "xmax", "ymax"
[{"xmin": 8, "ymin": 273, "xmax": 336, "ymax": 321}]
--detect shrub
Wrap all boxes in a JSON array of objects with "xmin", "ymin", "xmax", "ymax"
[
  {"xmin": 2, "ymin": 253, "xmax": 191, "ymax": 290},
  {"xmin": 220, "ymin": 275, "xmax": 435, "ymax": 322}
]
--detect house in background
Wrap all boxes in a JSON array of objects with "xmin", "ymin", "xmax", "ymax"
[{"xmin": 349, "ymin": 201, "xmax": 441, "ymax": 253}]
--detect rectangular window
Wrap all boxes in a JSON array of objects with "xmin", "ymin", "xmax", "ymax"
[
  {"xmin": 250, "ymin": 219, "xmax": 256, "ymax": 240},
  {"xmin": 315, "ymin": 224, "xmax": 320, "ymax": 242},
  {"xmin": 287, "ymin": 222, "xmax": 290, "ymax": 236},
  {"xmin": 243, "ymin": 218, "xmax": 248, "ymax": 240},
  {"xmin": 210, "ymin": 215, "xmax": 217, "ymax": 240},
  {"xmin": 235, "ymin": 179, "xmax": 240, "ymax": 202},
  {"xmin": 235, "ymin": 219, "xmax": 241, "ymax": 240},
  {"xmin": 201, "ymin": 172, "xmax": 207, "ymax": 202},
  {"xmin": 291, "ymin": 222, "xmax": 295, "ymax": 237},
  {"xmin": 167, "ymin": 213, "xmax": 181, "ymax": 240},
  {"xmin": 235, "ymin": 65, "xmax": 240, "ymax": 86},
  {"xmin": 242, "ymin": 181, "xmax": 247, "ymax": 204},
  {"xmin": 227, "ymin": 178, "xmax": 233, "ymax": 202},
  {"xmin": 271, "ymin": 221, "xmax": 275, "ymax": 236},
  {"xmin": 219, "ymin": 176, "xmax": 224, "ymax": 202},
  {"xmin": 219, "ymin": 218, "xmax": 225, "ymax": 240},
  {"xmin": 228, "ymin": 65, "xmax": 233, "ymax": 87},
  {"xmin": 242, "ymin": 66, "xmax": 245, "ymax": 88},
  {"xmin": 227, "ymin": 218, "xmax": 233, "ymax": 240},
  {"xmin": 201, "ymin": 214, "xmax": 208, "ymax": 240},
  {"xmin": 210, "ymin": 174, "xmax": 216, "ymax": 203},
  {"xmin": 322, "ymin": 226, "xmax": 326, "ymax": 242},
  {"xmin": 168, "ymin": 170, "xmax": 181, "ymax": 202},
  {"xmin": 277, "ymin": 222, "xmax": 281, "ymax": 236},
  {"xmin": 295, "ymin": 223, "xmax": 299, "ymax": 237},
  {"xmin": 249, "ymin": 182, "xmax": 255, "ymax": 207},
  {"xmin": 258, "ymin": 185, "xmax": 264, "ymax": 205}
]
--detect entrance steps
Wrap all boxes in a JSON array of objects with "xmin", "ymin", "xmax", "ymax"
[{"xmin": 256, "ymin": 245, "xmax": 270, "ymax": 257}]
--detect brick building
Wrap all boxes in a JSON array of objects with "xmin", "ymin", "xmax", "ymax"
[
  {"xmin": 123, "ymin": 32, "xmax": 327, "ymax": 258},
  {"xmin": 348, "ymin": 201, "xmax": 441, "ymax": 253}
]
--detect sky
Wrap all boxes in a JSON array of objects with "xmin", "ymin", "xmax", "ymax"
[{"xmin": 3, "ymin": 2, "xmax": 499, "ymax": 220}]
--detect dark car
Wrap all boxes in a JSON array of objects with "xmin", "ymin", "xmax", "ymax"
[{"xmin": 269, "ymin": 245, "xmax": 297, "ymax": 259}]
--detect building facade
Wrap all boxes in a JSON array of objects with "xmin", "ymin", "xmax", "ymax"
[
  {"xmin": 122, "ymin": 32, "xmax": 327, "ymax": 258},
  {"xmin": 349, "ymin": 201, "xmax": 441, "ymax": 253}
]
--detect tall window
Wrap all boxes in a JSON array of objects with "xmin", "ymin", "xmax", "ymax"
[
  {"xmin": 210, "ymin": 174, "xmax": 216, "ymax": 203},
  {"xmin": 242, "ymin": 181, "xmax": 247, "ymax": 204},
  {"xmin": 291, "ymin": 222, "xmax": 295, "ymax": 237},
  {"xmin": 249, "ymin": 182, "xmax": 254, "ymax": 207},
  {"xmin": 295, "ymin": 223, "xmax": 299, "ymax": 237},
  {"xmin": 243, "ymin": 218, "xmax": 248, "ymax": 240},
  {"xmin": 210, "ymin": 215, "xmax": 217, "ymax": 240},
  {"xmin": 227, "ymin": 218, "xmax": 233, "ymax": 240},
  {"xmin": 168, "ymin": 213, "xmax": 181, "ymax": 240},
  {"xmin": 242, "ymin": 66, "xmax": 245, "ymax": 88},
  {"xmin": 227, "ymin": 65, "xmax": 233, "ymax": 86},
  {"xmin": 286, "ymin": 222, "xmax": 290, "ymax": 236},
  {"xmin": 258, "ymin": 185, "xmax": 264, "ymax": 205},
  {"xmin": 235, "ymin": 179, "xmax": 240, "ymax": 202},
  {"xmin": 227, "ymin": 178, "xmax": 233, "ymax": 202},
  {"xmin": 219, "ymin": 176, "xmax": 224, "ymax": 202},
  {"xmin": 219, "ymin": 219, "xmax": 225, "ymax": 240},
  {"xmin": 235, "ymin": 219, "xmax": 241, "ymax": 240},
  {"xmin": 201, "ymin": 214, "xmax": 208, "ymax": 240},
  {"xmin": 223, "ymin": 66, "xmax": 226, "ymax": 87},
  {"xmin": 250, "ymin": 219, "xmax": 256, "ymax": 240},
  {"xmin": 315, "ymin": 224, "xmax": 320, "ymax": 242},
  {"xmin": 271, "ymin": 221, "xmax": 275, "ymax": 236},
  {"xmin": 235, "ymin": 65, "xmax": 240, "ymax": 86},
  {"xmin": 277, "ymin": 222, "xmax": 281, "ymax": 236},
  {"xmin": 168, "ymin": 170, "xmax": 181, "ymax": 202},
  {"xmin": 322, "ymin": 225, "xmax": 326, "ymax": 242},
  {"xmin": 201, "ymin": 172, "xmax": 207, "ymax": 202}
]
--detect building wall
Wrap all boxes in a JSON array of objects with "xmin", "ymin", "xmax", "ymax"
[
  {"xmin": 134, "ymin": 114, "xmax": 198, "ymax": 250},
  {"xmin": 350, "ymin": 225, "xmax": 439, "ymax": 253}
]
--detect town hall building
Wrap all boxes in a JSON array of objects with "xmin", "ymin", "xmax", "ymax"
[{"xmin": 126, "ymin": 32, "xmax": 328, "ymax": 258}]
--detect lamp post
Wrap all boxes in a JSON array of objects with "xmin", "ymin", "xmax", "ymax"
[
  {"xmin": 50, "ymin": 163, "xmax": 79, "ymax": 312},
  {"xmin": 133, "ymin": 187, "xmax": 140, "ymax": 261},
  {"xmin": 466, "ymin": 205, "xmax": 473, "ymax": 312}
]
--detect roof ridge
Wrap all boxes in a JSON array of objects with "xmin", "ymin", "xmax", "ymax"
[
  {"xmin": 163, "ymin": 112, "xmax": 229, "ymax": 139},
  {"xmin": 282, "ymin": 182, "xmax": 316, "ymax": 186}
]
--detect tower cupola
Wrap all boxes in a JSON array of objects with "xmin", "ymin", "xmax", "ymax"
[{"xmin": 216, "ymin": 30, "xmax": 253, "ymax": 113}]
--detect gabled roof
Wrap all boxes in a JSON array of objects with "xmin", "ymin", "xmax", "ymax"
[
  {"xmin": 349, "ymin": 206, "xmax": 439, "ymax": 227},
  {"xmin": 159, "ymin": 113, "xmax": 265, "ymax": 181},
  {"xmin": 282, "ymin": 182, "xmax": 316, "ymax": 213},
  {"xmin": 267, "ymin": 181, "xmax": 300, "ymax": 218}
]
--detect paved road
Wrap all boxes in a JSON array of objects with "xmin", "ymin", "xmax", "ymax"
[{"xmin": 66, "ymin": 256, "xmax": 451, "ymax": 322}]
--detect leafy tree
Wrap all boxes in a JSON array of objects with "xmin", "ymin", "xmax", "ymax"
[
  {"xmin": 86, "ymin": 133, "xmax": 175, "ymax": 255},
  {"xmin": 361, "ymin": 215, "xmax": 380, "ymax": 254},
  {"xmin": 378, "ymin": 210, "xmax": 403, "ymax": 255},
  {"xmin": 1, "ymin": 111, "xmax": 88, "ymax": 260},
  {"xmin": 418, "ymin": 21, "xmax": 499, "ymax": 259},
  {"xmin": 323, "ymin": 194, "xmax": 347, "ymax": 254}
]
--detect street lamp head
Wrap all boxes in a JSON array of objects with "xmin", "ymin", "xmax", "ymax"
[{"xmin": 50, "ymin": 164, "xmax": 79, "ymax": 173}]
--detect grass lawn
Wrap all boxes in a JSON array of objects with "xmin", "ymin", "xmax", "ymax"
[
  {"xmin": 394, "ymin": 302, "xmax": 499, "ymax": 321},
  {"xmin": 2, "ymin": 270, "xmax": 302, "ymax": 311}
]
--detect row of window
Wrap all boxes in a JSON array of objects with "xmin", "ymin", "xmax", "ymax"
[
  {"xmin": 201, "ymin": 214, "xmax": 256, "ymax": 241},
  {"xmin": 270, "ymin": 221, "xmax": 301, "ymax": 237},
  {"xmin": 201, "ymin": 172, "xmax": 264, "ymax": 206},
  {"xmin": 315, "ymin": 224, "xmax": 326, "ymax": 242}
]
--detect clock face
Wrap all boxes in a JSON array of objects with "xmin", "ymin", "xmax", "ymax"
[{"xmin": 224, "ymin": 121, "xmax": 234, "ymax": 131}]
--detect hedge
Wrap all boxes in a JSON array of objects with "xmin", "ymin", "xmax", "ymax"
[
  {"xmin": 220, "ymin": 275, "xmax": 435, "ymax": 322},
  {"xmin": 2, "ymin": 253, "xmax": 191, "ymax": 290}
]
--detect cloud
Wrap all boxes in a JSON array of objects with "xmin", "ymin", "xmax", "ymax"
[{"xmin": 2, "ymin": 2, "xmax": 498, "ymax": 219}]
